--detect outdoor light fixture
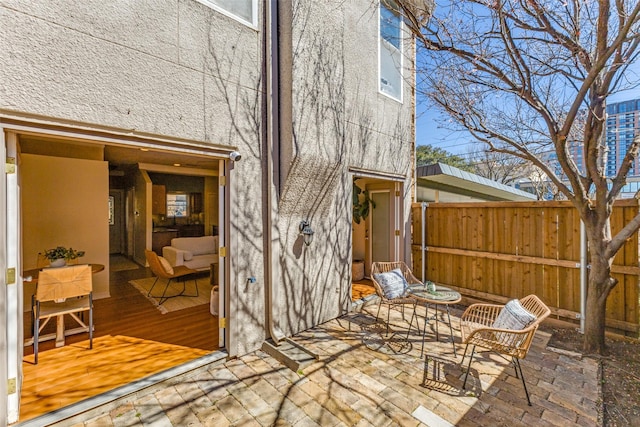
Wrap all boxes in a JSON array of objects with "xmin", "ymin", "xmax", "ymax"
[{"xmin": 299, "ymin": 220, "xmax": 314, "ymax": 246}]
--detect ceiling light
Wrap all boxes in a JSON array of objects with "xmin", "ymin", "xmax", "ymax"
[{"xmin": 173, "ymin": 163, "xmax": 181, "ymax": 167}]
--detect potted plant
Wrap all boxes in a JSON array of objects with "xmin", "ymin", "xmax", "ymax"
[
  {"xmin": 353, "ymin": 180, "xmax": 375, "ymax": 224},
  {"xmin": 43, "ymin": 246, "xmax": 85, "ymax": 267}
]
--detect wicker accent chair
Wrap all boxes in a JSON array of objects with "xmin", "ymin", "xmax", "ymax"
[
  {"xmin": 370, "ymin": 262, "xmax": 420, "ymax": 335},
  {"xmin": 460, "ymin": 294, "xmax": 551, "ymax": 406}
]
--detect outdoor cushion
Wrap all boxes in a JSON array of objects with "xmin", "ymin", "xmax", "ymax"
[
  {"xmin": 492, "ymin": 299, "xmax": 536, "ymax": 331},
  {"xmin": 374, "ymin": 268, "xmax": 409, "ymax": 299},
  {"xmin": 158, "ymin": 256, "xmax": 174, "ymax": 275}
]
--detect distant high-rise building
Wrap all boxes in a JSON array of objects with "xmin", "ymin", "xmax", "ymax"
[{"xmin": 605, "ymin": 98, "xmax": 640, "ymax": 177}]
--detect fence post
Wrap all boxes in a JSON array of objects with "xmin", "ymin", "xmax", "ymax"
[
  {"xmin": 421, "ymin": 202, "xmax": 427, "ymax": 282},
  {"xmin": 579, "ymin": 219, "xmax": 587, "ymax": 334}
]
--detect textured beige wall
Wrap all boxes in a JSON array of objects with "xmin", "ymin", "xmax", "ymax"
[
  {"xmin": 271, "ymin": 0, "xmax": 415, "ymax": 337},
  {"xmin": 21, "ymin": 153, "xmax": 110, "ymax": 308},
  {"xmin": 0, "ymin": 0, "xmax": 261, "ymax": 145}
]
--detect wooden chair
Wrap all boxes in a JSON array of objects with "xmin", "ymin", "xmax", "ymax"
[
  {"xmin": 33, "ymin": 264, "xmax": 93, "ymax": 364},
  {"xmin": 145, "ymin": 250, "xmax": 198, "ymax": 305},
  {"xmin": 460, "ymin": 294, "xmax": 551, "ymax": 405},
  {"xmin": 370, "ymin": 262, "xmax": 419, "ymax": 335}
]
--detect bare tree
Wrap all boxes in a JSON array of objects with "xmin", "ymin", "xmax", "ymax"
[
  {"xmin": 398, "ymin": 0, "xmax": 640, "ymax": 354},
  {"xmin": 467, "ymin": 145, "xmax": 529, "ymax": 185}
]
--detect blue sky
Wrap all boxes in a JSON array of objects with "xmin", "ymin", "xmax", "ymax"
[{"xmin": 416, "ymin": 64, "xmax": 640, "ymax": 157}]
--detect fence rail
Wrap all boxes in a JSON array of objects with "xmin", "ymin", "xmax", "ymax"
[{"xmin": 411, "ymin": 199, "xmax": 640, "ymax": 337}]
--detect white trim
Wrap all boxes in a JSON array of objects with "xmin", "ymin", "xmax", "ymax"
[
  {"xmin": 349, "ymin": 166, "xmax": 407, "ymax": 181},
  {"xmin": 138, "ymin": 163, "xmax": 218, "ymax": 177},
  {"xmin": 0, "ymin": 113, "xmax": 234, "ymax": 158},
  {"xmin": 195, "ymin": 0, "xmax": 259, "ymax": 30},
  {"xmin": 218, "ymin": 159, "xmax": 228, "ymax": 350},
  {"xmin": 4, "ymin": 130, "xmax": 22, "ymax": 424},
  {"xmin": 378, "ymin": 1, "xmax": 404, "ymax": 103}
]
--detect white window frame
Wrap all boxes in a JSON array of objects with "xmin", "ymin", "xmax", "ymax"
[
  {"xmin": 378, "ymin": 1, "xmax": 403, "ymax": 103},
  {"xmin": 196, "ymin": 0, "xmax": 258, "ymax": 29},
  {"xmin": 167, "ymin": 192, "xmax": 189, "ymax": 218}
]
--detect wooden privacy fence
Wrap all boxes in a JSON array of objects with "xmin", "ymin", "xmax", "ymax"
[{"xmin": 411, "ymin": 200, "xmax": 640, "ymax": 337}]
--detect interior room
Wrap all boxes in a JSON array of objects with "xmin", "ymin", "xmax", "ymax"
[
  {"xmin": 16, "ymin": 134, "xmax": 223, "ymax": 421},
  {"xmin": 351, "ymin": 177, "xmax": 400, "ymax": 301}
]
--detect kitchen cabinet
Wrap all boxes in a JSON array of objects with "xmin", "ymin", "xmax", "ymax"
[
  {"xmin": 152, "ymin": 185, "xmax": 166, "ymax": 215},
  {"xmin": 152, "ymin": 229, "xmax": 178, "ymax": 255},
  {"xmin": 179, "ymin": 224, "xmax": 204, "ymax": 237}
]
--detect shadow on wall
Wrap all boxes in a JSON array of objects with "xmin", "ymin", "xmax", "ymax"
[{"xmin": 205, "ymin": 1, "xmax": 413, "ymax": 344}]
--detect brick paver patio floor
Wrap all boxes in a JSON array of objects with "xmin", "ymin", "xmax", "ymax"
[{"xmin": 64, "ymin": 303, "xmax": 600, "ymax": 426}]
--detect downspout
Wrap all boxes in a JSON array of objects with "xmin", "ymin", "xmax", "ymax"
[
  {"xmin": 265, "ymin": 0, "xmax": 285, "ymax": 344},
  {"xmin": 579, "ymin": 220, "xmax": 587, "ymax": 333},
  {"xmin": 421, "ymin": 202, "xmax": 427, "ymax": 281}
]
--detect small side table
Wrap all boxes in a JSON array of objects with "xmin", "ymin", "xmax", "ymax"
[
  {"xmin": 209, "ymin": 262, "xmax": 218, "ymax": 285},
  {"xmin": 408, "ymin": 285, "xmax": 461, "ymax": 357}
]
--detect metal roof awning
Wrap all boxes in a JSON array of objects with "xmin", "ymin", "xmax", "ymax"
[{"xmin": 416, "ymin": 163, "xmax": 537, "ymax": 202}]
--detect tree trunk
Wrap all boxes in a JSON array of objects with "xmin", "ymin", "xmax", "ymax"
[
  {"xmin": 583, "ymin": 279, "xmax": 607, "ymax": 354},
  {"xmin": 583, "ymin": 249, "xmax": 617, "ymax": 355}
]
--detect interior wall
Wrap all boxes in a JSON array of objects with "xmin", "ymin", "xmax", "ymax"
[
  {"xmin": 21, "ymin": 153, "xmax": 110, "ymax": 306},
  {"xmin": 204, "ymin": 176, "xmax": 219, "ymax": 236},
  {"xmin": 352, "ymin": 220, "xmax": 366, "ymax": 262},
  {"xmin": 134, "ymin": 169, "xmax": 151, "ymax": 266}
]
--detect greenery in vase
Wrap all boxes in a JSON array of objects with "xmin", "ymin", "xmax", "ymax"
[{"xmin": 43, "ymin": 246, "xmax": 85, "ymax": 261}]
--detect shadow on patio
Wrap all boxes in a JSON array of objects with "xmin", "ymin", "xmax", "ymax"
[{"xmin": 46, "ymin": 302, "xmax": 599, "ymax": 427}]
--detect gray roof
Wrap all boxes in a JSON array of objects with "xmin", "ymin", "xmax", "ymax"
[{"xmin": 416, "ymin": 163, "xmax": 537, "ymax": 202}]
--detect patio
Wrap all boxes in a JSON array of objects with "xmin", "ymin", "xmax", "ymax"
[{"xmin": 45, "ymin": 302, "xmax": 599, "ymax": 427}]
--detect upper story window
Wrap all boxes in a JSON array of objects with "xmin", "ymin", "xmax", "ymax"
[
  {"xmin": 199, "ymin": 0, "xmax": 257, "ymax": 28},
  {"xmin": 379, "ymin": 1, "xmax": 403, "ymax": 102}
]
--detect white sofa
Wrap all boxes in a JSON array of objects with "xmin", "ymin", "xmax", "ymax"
[{"xmin": 162, "ymin": 236, "xmax": 218, "ymax": 271}]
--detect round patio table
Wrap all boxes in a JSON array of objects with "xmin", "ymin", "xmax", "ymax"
[{"xmin": 407, "ymin": 285, "xmax": 461, "ymax": 357}]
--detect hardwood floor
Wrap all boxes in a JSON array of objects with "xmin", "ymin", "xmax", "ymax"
[
  {"xmin": 20, "ymin": 262, "xmax": 219, "ymax": 423},
  {"xmin": 352, "ymin": 279, "xmax": 376, "ymax": 300}
]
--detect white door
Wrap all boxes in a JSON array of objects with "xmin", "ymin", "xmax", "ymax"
[
  {"xmin": 218, "ymin": 159, "xmax": 226, "ymax": 349},
  {"xmin": 3, "ymin": 130, "xmax": 22, "ymax": 424},
  {"xmin": 370, "ymin": 190, "xmax": 393, "ymax": 263}
]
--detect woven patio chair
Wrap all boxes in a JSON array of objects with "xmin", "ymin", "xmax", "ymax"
[
  {"xmin": 370, "ymin": 261, "xmax": 420, "ymax": 335},
  {"xmin": 460, "ymin": 294, "xmax": 551, "ymax": 406}
]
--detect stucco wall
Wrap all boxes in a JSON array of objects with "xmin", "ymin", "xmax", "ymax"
[
  {"xmin": 0, "ymin": 0, "xmax": 262, "ymax": 146},
  {"xmin": 0, "ymin": 0, "xmax": 267, "ymax": 356},
  {"xmin": 273, "ymin": 0, "xmax": 415, "ymax": 337}
]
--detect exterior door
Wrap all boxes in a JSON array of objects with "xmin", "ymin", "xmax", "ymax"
[
  {"xmin": 3, "ymin": 130, "xmax": 22, "ymax": 424},
  {"xmin": 218, "ymin": 159, "xmax": 227, "ymax": 349},
  {"xmin": 370, "ymin": 190, "xmax": 393, "ymax": 263}
]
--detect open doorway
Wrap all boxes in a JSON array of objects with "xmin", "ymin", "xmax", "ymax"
[
  {"xmin": 9, "ymin": 131, "xmax": 228, "ymax": 422},
  {"xmin": 351, "ymin": 177, "xmax": 403, "ymax": 301}
]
